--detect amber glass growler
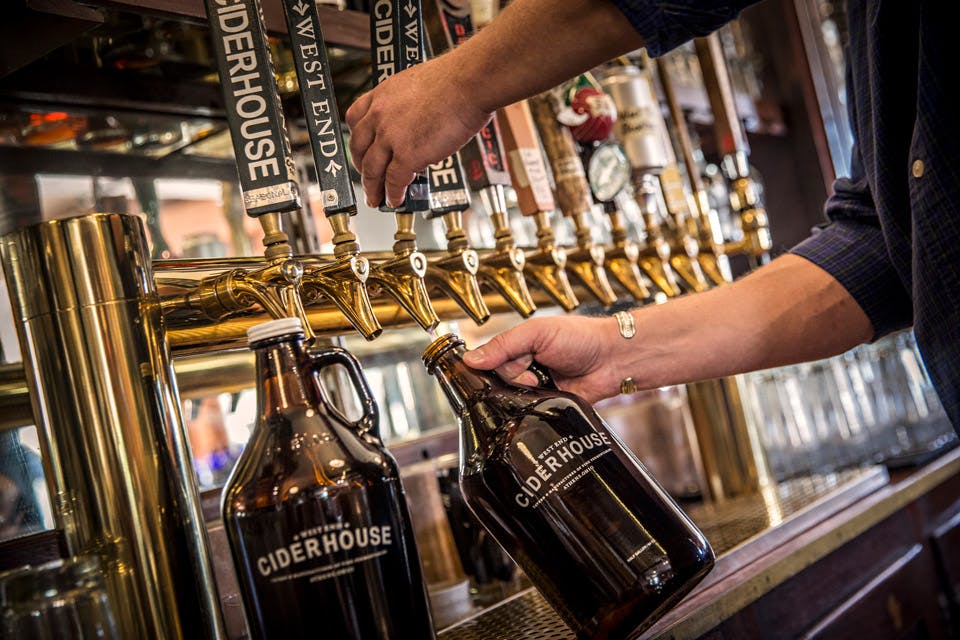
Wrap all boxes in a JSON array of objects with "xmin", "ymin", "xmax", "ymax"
[
  {"xmin": 222, "ymin": 318, "xmax": 435, "ymax": 639},
  {"xmin": 423, "ymin": 334, "xmax": 714, "ymax": 639}
]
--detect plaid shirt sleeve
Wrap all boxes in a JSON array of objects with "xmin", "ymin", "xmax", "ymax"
[
  {"xmin": 608, "ymin": 0, "xmax": 760, "ymax": 56},
  {"xmin": 790, "ymin": 150, "xmax": 913, "ymax": 338}
]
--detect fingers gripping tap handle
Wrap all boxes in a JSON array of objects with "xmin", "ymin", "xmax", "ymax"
[
  {"xmin": 282, "ymin": 0, "xmax": 355, "ymax": 217},
  {"xmin": 369, "ymin": 0, "xmax": 430, "ymax": 212},
  {"xmin": 204, "ymin": 0, "xmax": 301, "ymax": 218}
]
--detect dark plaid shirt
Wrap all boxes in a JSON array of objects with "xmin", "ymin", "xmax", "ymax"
[{"xmin": 612, "ymin": 0, "xmax": 960, "ymax": 429}]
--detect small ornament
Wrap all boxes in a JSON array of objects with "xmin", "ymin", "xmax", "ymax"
[{"xmin": 568, "ymin": 86, "xmax": 617, "ymax": 142}]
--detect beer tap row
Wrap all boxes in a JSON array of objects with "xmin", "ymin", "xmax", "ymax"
[{"xmin": 154, "ymin": 0, "xmax": 773, "ymax": 354}]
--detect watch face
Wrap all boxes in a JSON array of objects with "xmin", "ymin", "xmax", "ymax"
[{"xmin": 588, "ymin": 144, "xmax": 630, "ymax": 202}]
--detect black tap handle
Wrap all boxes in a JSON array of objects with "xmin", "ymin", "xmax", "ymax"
[
  {"xmin": 282, "ymin": 0, "xmax": 356, "ymax": 216},
  {"xmin": 204, "ymin": 0, "xmax": 300, "ymax": 217},
  {"xmin": 368, "ymin": 0, "xmax": 430, "ymax": 213},
  {"xmin": 426, "ymin": 152, "xmax": 472, "ymax": 218},
  {"xmin": 428, "ymin": 0, "xmax": 511, "ymax": 190}
]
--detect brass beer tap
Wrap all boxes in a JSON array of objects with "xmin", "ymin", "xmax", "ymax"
[
  {"xmin": 695, "ymin": 34, "xmax": 772, "ymax": 263},
  {"xmin": 361, "ymin": 0, "xmax": 440, "ymax": 331},
  {"xmin": 282, "ymin": 0, "xmax": 385, "ymax": 339},
  {"xmin": 598, "ymin": 62, "xmax": 707, "ymax": 295},
  {"xmin": 423, "ymin": 0, "xmax": 535, "ymax": 318},
  {"xmin": 528, "ymin": 92, "xmax": 618, "ymax": 307},
  {"xmin": 498, "ymin": 100, "xmax": 580, "ymax": 311},
  {"xmin": 579, "ymin": 136, "xmax": 653, "ymax": 302},
  {"xmin": 655, "ymin": 55, "xmax": 732, "ymax": 285}
]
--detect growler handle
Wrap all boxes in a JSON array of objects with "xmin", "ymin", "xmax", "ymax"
[
  {"xmin": 526, "ymin": 359, "xmax": 559, "ymax": 391},
  {"xmin": 308, "ymin": 346, "xmax": 380, "ymax": 439}
]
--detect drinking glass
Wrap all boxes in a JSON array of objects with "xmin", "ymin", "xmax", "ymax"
[{"xmin": 0, "ymin": 555, "xmax": 120, "ymax": 640}]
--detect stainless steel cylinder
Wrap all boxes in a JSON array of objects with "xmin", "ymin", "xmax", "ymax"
[
  {"xmin": 0, "ymin": 213, "xmax": 225, "ymax": 639},
  {"xmin": 599, "ymin": 65, "xmax": 674, "ymax": 173},
  {"xmin": 685, "ymin": 376, "xmax": 773, "ymax": 501}
]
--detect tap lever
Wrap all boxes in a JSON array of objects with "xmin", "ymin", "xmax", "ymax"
[
  {"xmin": 204, "ymin": 0, "xmax": 300, "ymax": 218},
  {"xmin": 425, "ymin": 250, "xmax": 490, "ymax": 325},
  {"xmin": 302, "ymin": 257, "xmax": 382, "ymax": 340},
  {"xmin": 283, "ymin": 0, "xmax": 356, "ymax": 218},
  {"xmin": 367, "ymin": 250, "xmax": 439, "ymax": 331}
]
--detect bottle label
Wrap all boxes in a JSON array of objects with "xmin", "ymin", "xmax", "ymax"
[
  {"xmin": 255, "ymin": 521, "xmax": 394, "ymax": 583},
  {"xmin": 228, "ymin": 479, "xmax": 433, "ymax": 637},
  {"xmin": 513, "ymin": 431, "xmax": 613, "ymax": 508}
]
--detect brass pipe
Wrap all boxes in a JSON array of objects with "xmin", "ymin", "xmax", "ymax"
[
  {"xmin": 166, "ymin": 288, "xmax": 561, "ymax": 355},
  {"xmin": 0, "ymin": 213, "xmax": 224, "ymax": 638},
  {"xmin": 686, "ymin": 376, "xmax": 774, "ymax": 501},
  {"xmin": 0, "ymin": 363, "xmax": 33, "ymax": 430}
]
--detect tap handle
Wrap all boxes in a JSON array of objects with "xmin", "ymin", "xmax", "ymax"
[
  {"xmin": 369, "ymin": 0, "xmax": 431, "ymax": 212},
  {"xmin": 425, "ymin": 0, "xmax": 511, "ymax": 190},
  {"xmin": 309, "ymin": 345, "xmax": 381, "ymax": 440},
  {"xmin": 282, "ymin": 0, "xmax": 356, "ymax": 217},
  {"xmin": 426, "ymin": 152, "xmax": 472, "ymax": 217},
  {"xmin": 528, "ymin": 93, "xmax": 593, "ymax": 219},
  {"xmin": 694, "ymin": 33, "xmax": 749, "ymax": 159},
  {"xmin": 655, "ymin": 57, "xmax": 707, "ymax": 195},
  {"xmin": 204, "ymin": 0, "xmax": 300, "ymax": 218},
  {"xmin": 598, "ymin": 64, "xmax": 674, "ymax": 176},
  {"xmin": 498, "ymin": 101, "xmax": 556, "ymax": 217}
]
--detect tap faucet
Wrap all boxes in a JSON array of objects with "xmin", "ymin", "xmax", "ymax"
[
  {"xmin": 426, "ymin": 4, "xmax": 536, "ymax": 318},
  {"xmin": 633, "ymin": 176, "xmax": 683, "ymax": 297},
  {"xmin": 294, "ymin": 213, "xmax": 383, "ymax": 340},
  {"xmin": 365, "ymin": 211, "xmax": 439, "ymax": 332},
  {"xmin": 528, "ymin": 92, "xmax": 617, "ymax": 307},
  {"xmin": 425, "ymin": 208, "xmax": 490, "ymax": 325},
  {"xmin": 602, "ymin": 204, "xmax": 651, "ymax": 302},
  {"xmin": 475, "ymin": 185, "xmax": 537, "ymax": 317},
  {"xmin": 497, "ymin": 100, "xmax": 580, "ymax": 311}
]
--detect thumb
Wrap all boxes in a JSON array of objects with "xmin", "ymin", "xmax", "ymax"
[{"xmin": 463, "ymin": 323, "xmax": 539, "ymax": 370}]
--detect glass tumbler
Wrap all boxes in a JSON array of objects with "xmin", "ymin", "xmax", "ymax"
[{"xmin": 0, "ymin": 555, "xmax": 120, "ymax": 640}]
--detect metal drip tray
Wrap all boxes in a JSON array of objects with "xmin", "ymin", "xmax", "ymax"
[
  {"xmin": 439, "ymin": 466, "xmax": 888, "ymax": 640},
  {"xmin": 439, "ymin": 588, "xmax": 573, "ymax": 640}
]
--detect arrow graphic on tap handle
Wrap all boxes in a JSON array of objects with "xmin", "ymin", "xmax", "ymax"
[
  {"xmin": 293, "ymin": 1, "xmax": 309, "ymax": 15},
  {"xmin": 325, "ymin": 160, "xmax": 343, "ymax": 177},
  {"xmin": 405, "ymin": 1, "xmax": 416, "ymax": 18}
]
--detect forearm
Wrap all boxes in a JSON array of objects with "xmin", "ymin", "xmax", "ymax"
[
  {"xmin": 450, "ymin": 0, "xmax": 644, "ymax": 112},
  {"xmin": 622, "ymin": 255, "xmax": 874, "ymax": 389}
]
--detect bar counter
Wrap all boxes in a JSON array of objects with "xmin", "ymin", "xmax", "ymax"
[{"xmin": 439, "ymin": 446, "xmax": 960, "ymax": 639}]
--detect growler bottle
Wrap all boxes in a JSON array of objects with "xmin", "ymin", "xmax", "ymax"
[
  {"xmin": 423, "ymin": 334, "xmax": 714, "ymax": 639},
  {"xmin": 222, "ymin": 318, "xmax": 436, "ymax": 639}
]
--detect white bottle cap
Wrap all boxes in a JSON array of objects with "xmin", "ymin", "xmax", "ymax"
[{"xmin": 246, "ymin": 317, "xmax": 304, "ymax": 345}]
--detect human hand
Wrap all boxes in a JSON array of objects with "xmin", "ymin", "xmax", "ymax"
[
  {"xmin": 462, "ymin": 315, "xmax": 626, "ymax": 403},
  {"xmin": 345, "ymin": 56, "xmax": 492, "ymax": 208}
]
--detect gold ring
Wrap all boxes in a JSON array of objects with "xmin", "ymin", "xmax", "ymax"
[{"xmin": 620, "ymin": 377, "xmax": 638, "ymax": 395}]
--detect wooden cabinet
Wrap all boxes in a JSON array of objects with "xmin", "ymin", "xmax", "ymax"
[{"xmin": 702, "ymin": 470, "xmax": 960, "ymax": 639}]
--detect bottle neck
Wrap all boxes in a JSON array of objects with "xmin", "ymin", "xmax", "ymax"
[
  {"xmin": 253, "ymin": 337, "xmax": 317, "ymax": 420},
  {"xmin": 432, "ymin": 343, "xmax": 506, "ymax": 412}
]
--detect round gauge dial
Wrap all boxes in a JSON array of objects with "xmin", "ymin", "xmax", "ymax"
[{"xmin": 588, "ymin": 143, "xmax": 630, "ymax": 203}]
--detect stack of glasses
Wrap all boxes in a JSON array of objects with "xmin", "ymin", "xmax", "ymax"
[{"xmin": 743, "ymin": 330, "xmax": 956, "ymax": 481}]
